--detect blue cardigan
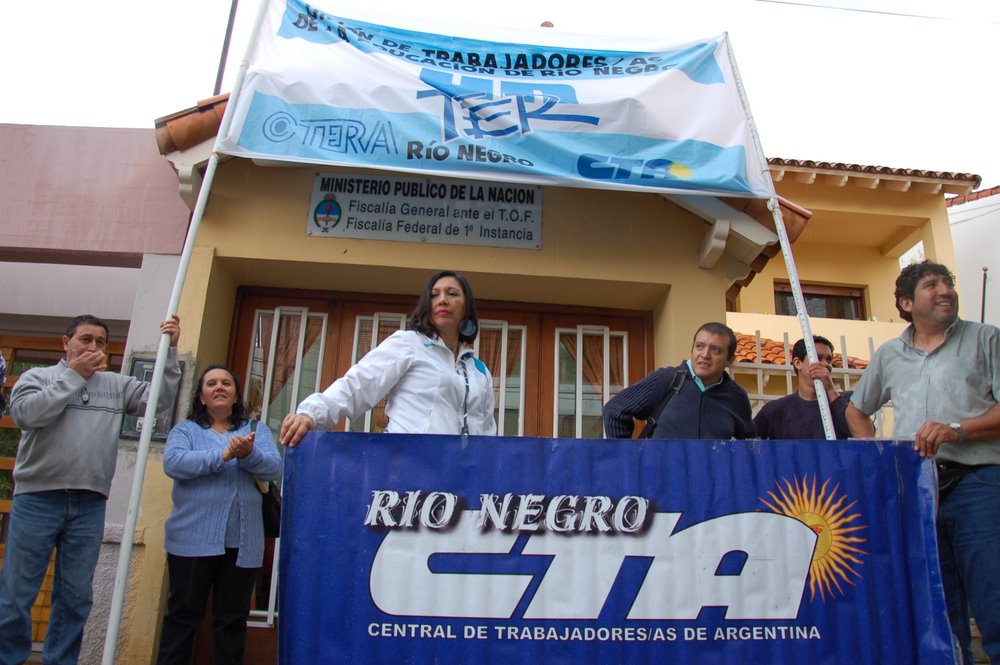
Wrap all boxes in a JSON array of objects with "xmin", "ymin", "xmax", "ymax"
[{"xmin": 163, "ymin": 419, "xmax": 282, "ymax": 568}]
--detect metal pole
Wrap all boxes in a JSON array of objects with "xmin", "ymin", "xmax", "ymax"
[
  {"xmin": 722, "ymin": 33, "xmax": 835, "ymax": 439},
  {"xmin": 101, "ymin": 155, "xmax": 218, "ymax": 665},
  {"xmin": 214, "ymin": 0, "xmax": 240, "ymax": 96},
  {"xmin": 982, "ymin": 266, "xmax": 988, "ymax": 324},
  {"xmin": 101, "ymin": 0, "xmax": 272, "ymax": 661}
]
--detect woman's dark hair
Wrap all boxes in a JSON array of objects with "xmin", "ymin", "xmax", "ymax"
[
  {"xmin": 407, "ymin": 270, "xmax": 480, "ymax": 344},
  {"xmin": 188, "ymin": 363, "xmax": 248, "ymax": 430}
]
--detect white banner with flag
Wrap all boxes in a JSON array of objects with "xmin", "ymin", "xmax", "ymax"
[{"xmin": 217, "ymin": 0, "xmax": 772, "ymax": 198}]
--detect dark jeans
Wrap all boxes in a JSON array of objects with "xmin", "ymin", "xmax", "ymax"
[
  {"xmin": 155, "ymin": 550, "xmax": 259, "ymax": 665},
  {"xmin": 0, "ymin": 490, "xmax": 106, "ymax": 665},
  {"xmin": 937, "ymin": 465, "xmax": 1000, "ymax": 665}
]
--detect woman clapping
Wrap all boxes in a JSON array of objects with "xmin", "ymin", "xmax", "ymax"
[{"xmin": 156, "ymin": 364, "xmax": 281, "ymax": 665}]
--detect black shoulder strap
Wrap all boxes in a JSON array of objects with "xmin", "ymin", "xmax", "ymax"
[{"xmin": 638, "ymin": 369, "xmax": 687, "ymax": 439}]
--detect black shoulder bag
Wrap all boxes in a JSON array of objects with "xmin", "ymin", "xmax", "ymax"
[
  {"xmin": 638, "ymin": 369, "xmax": 687, "ymax": 439},
  {"xmin": 250, "ymin": 419, "xmax": 282, "ymax": 539}
]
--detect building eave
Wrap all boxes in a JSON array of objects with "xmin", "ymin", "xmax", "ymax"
[{"xmin": 768, "ymin": 158, "xmax": 980, "ymax": 196}]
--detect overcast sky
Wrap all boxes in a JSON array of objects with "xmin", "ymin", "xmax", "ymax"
[{"xmin": 3, "ymin": 0, "xmax": 997, "ymax": 187}]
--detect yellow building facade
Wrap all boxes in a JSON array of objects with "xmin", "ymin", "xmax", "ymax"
[
  {"xmin": 107, "ymin": 102, "xmax": 979, "ymax": 663},
  {"xmin": 726, "ymin": 160, "xmax": 973, "ymax": 414},
  {"xmin": 119, "ymin": 116, "xmax": 775, "ymax": 661}
]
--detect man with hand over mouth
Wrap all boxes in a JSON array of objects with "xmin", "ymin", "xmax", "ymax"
[{"xmin": 0, "ymin": 314, "xmax": 182, "ymax": 665}]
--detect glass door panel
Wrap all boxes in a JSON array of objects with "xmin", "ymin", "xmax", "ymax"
[
  {"xmin": 478, "ymin": 322, "xmax": 526, "ymax": 436},
  {"xmin": 554, "ymin": 327, "xmax": 628, "ymax": 439},
  {"xmin": 347, "ymin": 314, "xmax": 406, "ymax": 433},
  {"xmin": 242, "ymin": 307, "xmax": 327, "ymax": 627}
]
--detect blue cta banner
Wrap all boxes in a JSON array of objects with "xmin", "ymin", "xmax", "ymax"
[{"xmin": 278, "ymin": 434, "xmax": 953, "ymax": 664}]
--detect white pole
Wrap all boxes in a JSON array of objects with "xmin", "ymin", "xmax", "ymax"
[
  {"xmin": 100, "ymin": 157, "xmax": 218, "ymax": 665},
  {"xmin": 723, "ymin": 33, "xmax": 836, "ymax": 439},
  {"xmin": 764, "ymin": 200, "xmax": 836, "ymax": 439},
  {"xmin": 101, "ymin": 0, "xmax": 273, "ymax": 662}
]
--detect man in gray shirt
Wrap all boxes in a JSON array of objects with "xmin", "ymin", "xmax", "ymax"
[
  {"xmin": 847, "ymin": 261, "xmax": 1000, "ymax": 665},
  {"xmin": 0, "ymin": 314, "xmax": 181, "ymax": 665}
]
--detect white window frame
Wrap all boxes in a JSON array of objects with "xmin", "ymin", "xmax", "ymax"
[
  {"xmin": 552, "ymin": 325, "xmax": 628, "ymax": 438},
  {"xmin": 243, "ymin": 307, "xmax": 327, "ymax": 628},
  {"xmin": 479, "ymin": 320, "xmax": 527, "ymax": 436},
  {"xmin": 345, "ymin": 313, "xmax": 406, "ymax": 432}
]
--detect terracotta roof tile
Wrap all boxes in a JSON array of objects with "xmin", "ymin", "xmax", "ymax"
[
  {"xmin": 734, "ymin": 333, "xmax": 868, "ymax": 370},
  {"xmin": 946, "ymin": 184, "xmax": 1000, "ymax": 207},
  {"xmin": 155, "ymin": 94, "xmax": 229, "ymax": 154},
  {"xmin": 768, "ymin": 157, "xmax": 981, "ymax": 188}
]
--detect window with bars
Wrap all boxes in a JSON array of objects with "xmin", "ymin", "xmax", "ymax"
[
  {"xmin": 480, "ymin": 320, "xmax": 526, "ymax": 437},
  {"xmin": 346, "ymin": 313, "xmax": 405, "ymax": 433},
  {"xmin": 345, "ymin": 314, "xmax": 527, "ymax": 436},
  {"xmin": 554, "ymin": 326, "xmax": 628, "ymax": 439},
  {"xmin": 241, "ymin": 307, "xmax": 327, "ymax": 627}
]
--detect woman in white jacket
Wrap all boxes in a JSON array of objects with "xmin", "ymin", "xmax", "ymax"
[{"xmin": 280, "ymin": 270, "xmax": 496, "ymax": 446}]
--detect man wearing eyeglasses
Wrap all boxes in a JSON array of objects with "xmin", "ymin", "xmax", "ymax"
[{"xmin": 0, "ymin": 314, "xmax": 181, "ymax": 665}]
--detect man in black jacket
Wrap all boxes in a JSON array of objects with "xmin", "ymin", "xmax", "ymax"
[{"xmin": 603, "ymin": 322, "xmax": 754, "ymax": 439}]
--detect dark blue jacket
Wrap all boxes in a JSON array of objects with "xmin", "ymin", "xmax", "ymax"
[{"xmin": 603, "ymin": 362, "xmax": 754, "ymax": 440}]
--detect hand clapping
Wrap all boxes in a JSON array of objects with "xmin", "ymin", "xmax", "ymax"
[{"xmin": 223, "ymin": 431, "xmax": 255, "ymax": 461}]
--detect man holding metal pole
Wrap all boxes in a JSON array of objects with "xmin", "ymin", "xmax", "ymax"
[
  {"xmin": 754, "ymin": 336, "xmax": 853, "ymax": 440},
  {"xmin": 0, "ymin": 314, "xmax": 181, "ymax": 665}
]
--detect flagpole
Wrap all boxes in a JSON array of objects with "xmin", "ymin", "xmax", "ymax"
[
  {"xmin": 101, "ymin": 0, "xmax": 273, "ymax": 662},
  {"xmin": 214, "ymin": 0, "xmax": 241, "ymax": 96},
  {"xmin": 722, "ymin": 34, "xmax": 836, "ymax": 440}
]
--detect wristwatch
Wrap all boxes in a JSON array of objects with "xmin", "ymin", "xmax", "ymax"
[{"xmin": 948, "ymin": 422, "xmax": 965, "ymax": 444}]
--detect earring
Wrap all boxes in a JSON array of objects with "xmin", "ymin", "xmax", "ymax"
[{"xmin": 459, "ymin": 319, "xmax": 477, "ymax": 338}]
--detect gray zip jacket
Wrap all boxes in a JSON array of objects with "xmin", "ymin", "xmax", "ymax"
[{"xmin": 10, "ymin": 349, "xmax": 182, "ymax": 496}]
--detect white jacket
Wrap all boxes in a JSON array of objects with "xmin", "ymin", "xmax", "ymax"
[{"xmin": 297, "ymin": 330, "xmax": 496, "ymax": 435}]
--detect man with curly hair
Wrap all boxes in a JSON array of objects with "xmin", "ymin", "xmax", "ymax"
[{"xmin": 848, "ymin": 260, "xmax": 1000, "ymax": 664}]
